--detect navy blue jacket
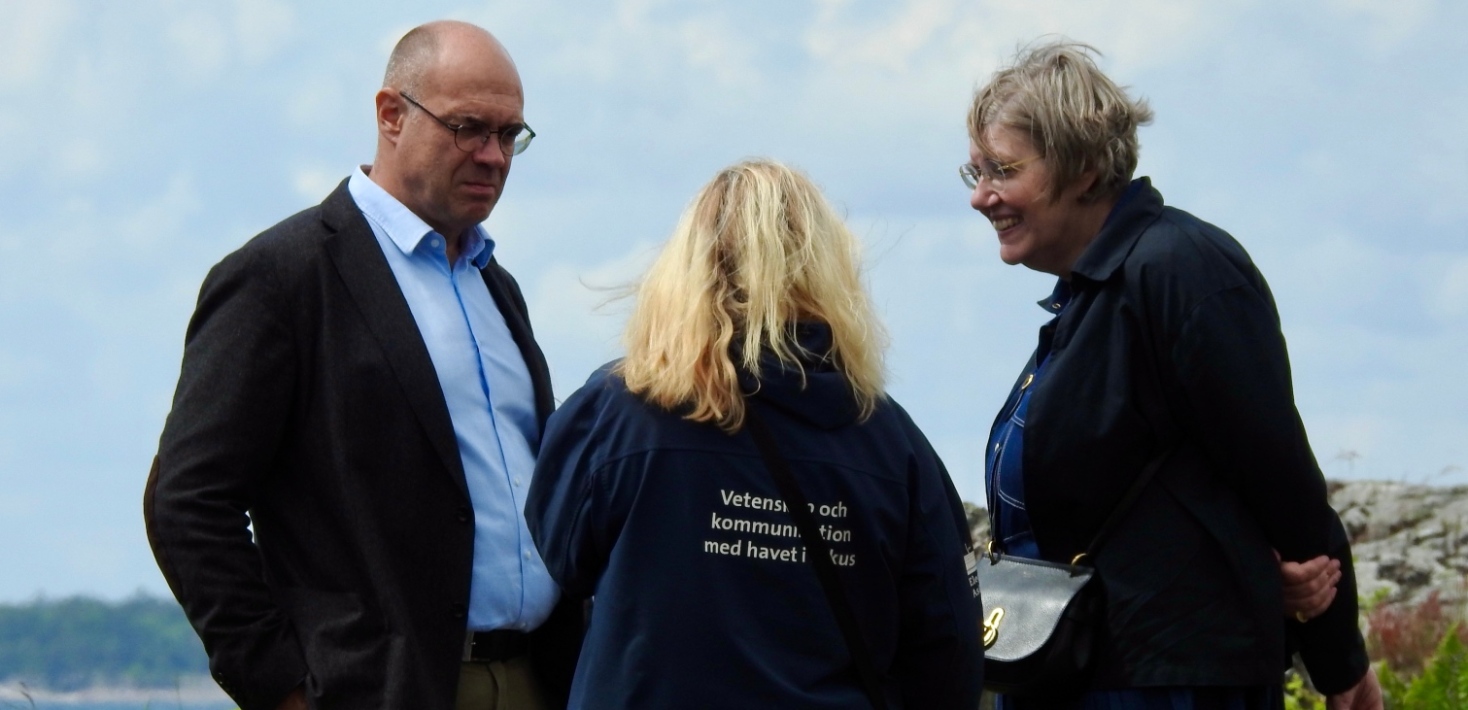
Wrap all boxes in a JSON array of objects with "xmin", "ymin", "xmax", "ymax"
[
  {"xmin": 527, "ymin": 326, "xmax": 982, "ymax": 709},
  {"xmin": 1005, "ymin": 179, "xmax": 1368, "ymax": 692}
]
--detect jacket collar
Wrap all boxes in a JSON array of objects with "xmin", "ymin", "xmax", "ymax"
[
  {"xmin": 320, "ymin": 177, "xmax": 364, "ymax": 235},
  {"xmin": 1069, "ymin": 177, "xmax": 1165, "ymax": 285}
]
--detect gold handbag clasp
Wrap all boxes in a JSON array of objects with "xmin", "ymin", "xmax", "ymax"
[
  {"xmin": 982, "ymin": 607, "xmax": 1005, "ymax": 648},
  {"xmin": 1069, "ymin": 552, "xmax": 1089, "ymax": 576}
]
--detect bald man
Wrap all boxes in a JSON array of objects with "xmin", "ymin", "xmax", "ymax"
[{"xmin": 145, "ymin": 21, "xmax": 581, "ymax": 710}]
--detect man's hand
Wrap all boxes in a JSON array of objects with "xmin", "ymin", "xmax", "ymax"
[
  {"xmin": 275, "ymin": 686, "xmax": 308, "ymax": 710},
  {"xmin": 1327, "ymin": 666, "xmax": 1383, "ymax": 710},
  {"xmin": 1278, "ymin": 550, "xmax": 1340, "ymax": 622}
]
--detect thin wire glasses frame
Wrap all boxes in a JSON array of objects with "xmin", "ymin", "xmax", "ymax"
[
  {"xmin": 959, "ymin": 155, "xmax": 1038, "ymax": 191},
  {"xmin": 400, "ymin": 92, "xmax": 536, "ymax": 156}
]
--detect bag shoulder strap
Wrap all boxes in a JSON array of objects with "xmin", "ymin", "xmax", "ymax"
[{"xmin": 743, "ymin": 407, "xmax": 888, "ymax": 710}]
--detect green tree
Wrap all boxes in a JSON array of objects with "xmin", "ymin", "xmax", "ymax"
[{"xmin": 0, "ymin": 594, "xmax": 206, "ymax": 689}]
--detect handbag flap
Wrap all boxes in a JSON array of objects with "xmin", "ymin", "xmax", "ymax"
[{"xmin": 977, "ymin": 554, "xmax": 1095, "ymax": 662}]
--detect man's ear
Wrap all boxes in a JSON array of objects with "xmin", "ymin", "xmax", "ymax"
[{"xmin": 376, "ymin": 89, "xmax": 405, "ymax": 145}]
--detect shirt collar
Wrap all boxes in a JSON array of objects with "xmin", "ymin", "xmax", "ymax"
[{"xmin": 347, "ymin": 167, "xmax": 495, "ymax": 268}]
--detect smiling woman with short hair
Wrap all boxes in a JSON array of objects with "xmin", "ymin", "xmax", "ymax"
[{"xmin": 966, "ymin": 40, "xmax": 1381, "ymax": 710}]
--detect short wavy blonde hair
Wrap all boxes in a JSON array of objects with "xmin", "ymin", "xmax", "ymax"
[
  {"xmin": 616, "ymin": 159, "xmax": 887, "ymax": 432},
  {"xmin": 968, "ymin": 39, "xmax": 1154, "ymax": 202}
]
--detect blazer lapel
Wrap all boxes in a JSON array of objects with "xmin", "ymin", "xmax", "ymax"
[{"xmin": 317, "ymin": 181, "xmax": 469, "ymax": 498}]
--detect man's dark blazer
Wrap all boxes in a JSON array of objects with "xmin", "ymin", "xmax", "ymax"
[{"xmin": 144, "ymin": 180, "xmax": 582, "ymax": 710}]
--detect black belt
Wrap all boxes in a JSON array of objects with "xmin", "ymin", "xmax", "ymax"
[{"xmin": 462, "ymin": 629, "xmax": 530, "ymax": 662}]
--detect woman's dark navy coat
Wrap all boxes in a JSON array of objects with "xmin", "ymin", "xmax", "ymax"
[
  {"xmin": 527, "ymin": 331, "xmax": 983, "ymax": 709},
  {"xmin": 1007, "ymin": 178, "xmax": 1369, "ymax": 692}
]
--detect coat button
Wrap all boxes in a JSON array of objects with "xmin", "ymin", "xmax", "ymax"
[
  {"xmin": 458, "ymin": 506, "xmax": 472, "ymax": 524},
  {"xmin": 452, "ymin": 602, "xmax": 467, "ymax": 620}
]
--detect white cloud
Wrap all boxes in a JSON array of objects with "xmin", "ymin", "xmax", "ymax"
[
  {"xmin": 159, "ymin": 0, "xmax": 297, "ymax": 80},
  {"xmin": 806, "ymin": 0, "xmax": 961, "ymax": 73},
  {"xmin": 113, "ymin": 173, "xmax": 201, "ymax": 251},
  {"xmin": 0, "ymin": 0, "xmax": 77, "ymax": 88},
  {"xmin": 0, "ymin": 110, "xmax": 23, "ymax": 180},
  {"xmin": 54, "ymin": 138, "xmax": 107, "ymax": 177},
  {"xmin": 1431, "ymin": 255, "xmax": 1468, "ymax": 321},
  {"xmin": 0, "ymin": 486, "xmax": 38, "ymax": 520},
  {"xmin": 1414, "ymin": 92, "xmax": 1468, "ymax": 224},
  {"xmin": 378, "ymin": 23, "xmax": 416, "ymax": 57},
  {"xmin": 167, "ymin": 10, "xmax": 231, "ymax": 80},
  {"xmin": 293, "ymin": 166, "xmax": 345, "ymax": 203},
  {"xmin": 1329, "ymin": 0, "xmax": 1438, "ymax": 53},
  {"xmin": 0, "ymin": 347, "xmax": 43, "ymax": 391},
  {"xmin": 286, "ymin": 74, "xmax": 350, "ymax": 128},
  {"xmin": 490, "ymin": 0, "xmax": 763, "ymax": 92},
  {"xmin": 232, "ymin": 0, "xmax": 297, "ymax": 64},
  {"xmin": 803, "ymin": 0, "xmax": 1229, "ymax": 81},
  {"xmin": 671, "ymin": 14, "xmax": 762, "ymax": 89},
  {"xmin": 528, "ymin": 240, "xmax": 660, "ymax": 398}
]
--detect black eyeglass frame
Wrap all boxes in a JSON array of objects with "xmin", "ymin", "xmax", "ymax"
[{"xmin": 399, "ymin": 92, "xmax": 536, "ymax": 156}]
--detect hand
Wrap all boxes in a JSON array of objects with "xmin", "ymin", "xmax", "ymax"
[
  {"xmin": 1327, "ymin": 666, "xmax": 1383, "ymax": 710},
  {"xmin": 275, "ymin": 686, "xmax": 308, "ymax": 710},
  {"xmin": 1278, "ymin": 550, "xmax": 1340, "ymax": 622}
]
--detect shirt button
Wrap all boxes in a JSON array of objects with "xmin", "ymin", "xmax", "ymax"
[
  {"xmin": 514, "ymin": 478, "xmax": 523, "ymax": 487},
  {"xmin": 430, "ymin": 238, "xmax": 441, "ymax": 249},
  {"xmin": 523, "ymin": 550, "xmax": 531, "ymax": 560}
]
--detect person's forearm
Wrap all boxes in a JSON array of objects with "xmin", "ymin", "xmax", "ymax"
[{"xmin": 1294, "ymin": 514, "xmax": 1369, "ymax": 695}]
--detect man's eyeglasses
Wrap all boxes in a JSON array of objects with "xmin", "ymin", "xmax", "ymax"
[
  {"xmin": 400, "ymin": 92, "xmax": 536, "ymax": 157},
  {"xmin": 959, "ymin": 155, "xmax": 1038, "ymax": 192}
]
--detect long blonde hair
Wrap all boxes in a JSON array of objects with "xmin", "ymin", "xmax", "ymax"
[{"xmin": 616, "ymin": 159, "xmax": 887, "ymax": 432}]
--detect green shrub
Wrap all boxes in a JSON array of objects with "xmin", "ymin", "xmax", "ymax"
[
  {"xmin": 1284, "ymin": 670, "xmax": 1324, "ymax": 710},
  {"xmin": 1381, "ymin": 663, "xmax": 1410, "ymax": 707},
  {"xmin": 1392, "ymin": 625, "xmax": 1468, "ymax": 708}
]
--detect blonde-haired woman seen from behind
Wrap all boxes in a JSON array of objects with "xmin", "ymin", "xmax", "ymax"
[{"xmin": 527, "ymin": 159, "xmax": 983, "ymax": 709}]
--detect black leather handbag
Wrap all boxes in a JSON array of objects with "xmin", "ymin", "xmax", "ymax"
[
  {"xmin": 977, "ymin": 549, "xmax": 1102, "ymax": 695},
  {"xmin": 979, "ymin": 449, "xmax": 1173, "ymax": 696}
]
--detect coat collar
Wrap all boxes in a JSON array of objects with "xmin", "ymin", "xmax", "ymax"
[{"xmin": 1069, "ymin": 177, "xmax": 1165, "ymax": 286}]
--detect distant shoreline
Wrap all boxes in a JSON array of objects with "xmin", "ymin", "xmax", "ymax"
[{"xmin": 0, "ymin": 676, "xmax": 230, "ymax": 707}]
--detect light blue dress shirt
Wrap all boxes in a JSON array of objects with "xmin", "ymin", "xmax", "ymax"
[{"xmin": 348, "ymin": 169, "xmax": 559, "ymax": 632}]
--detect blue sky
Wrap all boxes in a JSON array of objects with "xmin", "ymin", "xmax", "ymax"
[{"xmin": 1, "ymin": 0, "xmax": 1464, "ymax": 601}]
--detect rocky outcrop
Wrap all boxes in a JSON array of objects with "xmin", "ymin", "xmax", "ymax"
[
  {"xmin": 965, "ymin": 479, "xmax": 1468, "ymax": 609},
  {"xmin": 1330, "ymin": 479, "xmax": 1468, "ymax": 608}
]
